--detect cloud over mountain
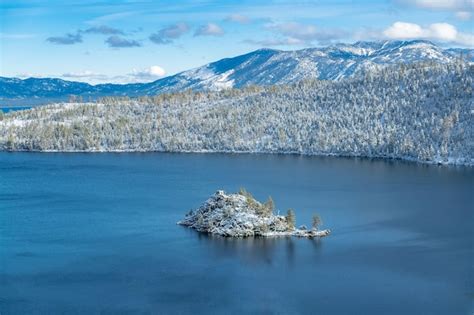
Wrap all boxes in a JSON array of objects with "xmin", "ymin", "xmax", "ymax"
[
  {"xmin": 383, "ymin": 22, "xmax": 474, "ymax": 46},
  {"xmin": 105, "ymin": 36, "xmax": 141, "ymax": 48},
  {"xmin": 149, "ymin": 23, "xmax": 189, "ymax": 44},
  {"xmin": 194, "ymin": 23, "xmax": 224, "ymax": 36},
  {"xmin": 265, "ymin": 22, "xmax": 347, "ymax": 45},
  {"xmin": 128, "ymin": 66, "xmax": 166, "ymax": 81}
]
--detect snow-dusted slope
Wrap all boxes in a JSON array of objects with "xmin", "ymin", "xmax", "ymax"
[
  {"xmin": 1, "ymin": 62, "xmax": 472, "ymax": 165},
  {"xmin": 1, "ymin": 40, "xmax": 471, "ymax": 102}
]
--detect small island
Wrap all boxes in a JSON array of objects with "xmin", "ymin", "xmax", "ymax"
[{"xmin": 178, "ymin": 189, "xmax": 331, "ymax": 238}]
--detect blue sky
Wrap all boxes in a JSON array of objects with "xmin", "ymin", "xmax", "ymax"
[{"xmin": 1, "ymin": 0, "xmax": 473, "ymax": 84}]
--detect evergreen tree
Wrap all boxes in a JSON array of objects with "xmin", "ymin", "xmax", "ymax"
[
  {"xmin": 286, "ymin": 209, "xmax": 296, "ymax": 231},
  {"xmin": 312, "ymin": 213, "xmax": 322, "ymax": 231},
  {"xmin": 263, "ymin": 196, "xmax": 274, "ymax": 216}
]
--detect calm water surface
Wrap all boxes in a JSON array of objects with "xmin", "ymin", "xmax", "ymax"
[{"xmin": 0, "ymin": 153, "xmax": 472, "ymax": 314}]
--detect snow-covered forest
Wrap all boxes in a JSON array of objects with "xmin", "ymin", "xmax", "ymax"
[{"xmin": 0, "ymin": 62, "xmax": 472, "ymax": 165}]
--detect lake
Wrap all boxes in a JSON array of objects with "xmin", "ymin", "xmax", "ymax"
[{"xmin": 0, "ymin": 152, "xmax": 472, "ymax": 314}]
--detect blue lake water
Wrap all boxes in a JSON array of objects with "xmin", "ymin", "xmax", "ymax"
[{"xmin": 0, "ymin": 152, "xmax": 472, "ymax": 314}]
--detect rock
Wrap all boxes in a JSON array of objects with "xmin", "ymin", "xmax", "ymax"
[{"xmin": 177, "ymin": 190, "xmax": 331, "ymax": 238}]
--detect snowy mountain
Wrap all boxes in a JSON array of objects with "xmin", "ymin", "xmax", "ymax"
[
  {"xmin": 143, "ymin": 40, "xmax": 457, "ymax": 93},
  {"xmin": 1, "ymin": 40, "xmax": 471, "ymax": 103}
]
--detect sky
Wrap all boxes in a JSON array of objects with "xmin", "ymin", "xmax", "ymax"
[{"xmin": 0, "ymin": 0, "xmax": 473, "ymax": 84}]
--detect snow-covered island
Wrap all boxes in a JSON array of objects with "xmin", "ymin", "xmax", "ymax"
[{"xmin": 178, "ymin": 189, "xmax": 330, "ymax": 238}]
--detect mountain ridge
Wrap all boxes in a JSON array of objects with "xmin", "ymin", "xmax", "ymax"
[{"xmin": 1, "ymin": 40, "xmax": 472, "ymax": 103}]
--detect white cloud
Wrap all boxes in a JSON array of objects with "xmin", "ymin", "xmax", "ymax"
[
  {"xmin": 128, "ymin": 66, "xmax": 166, "ymax": 80},
  {"xmin": 62, "ymin": 71, "xmax": 109, "ymax": 81},
  {"xmin": 59, "ymin": 66, "xmax": 166, "ymax": 84},
  {"xmin": 456, "ymin": 33, "xmax": 474, "ymax": 46},
  {"xmin": 194, "ymin": 23, "xmax": 224, "ymax": 36},
  {"xmin": 383, "ymin": 22, "xmax": 425, "ymax": 39},
  {"xmin": 429, "ymin": 23, "xmax": 458, "ymax": 41},
  {"xmin": 225, "ymin": 14, "xmax": 250, "ymax": 24},
  {"xmin": 455, "ymin": 10, "xmax": 472, "ymax": 20},
  {"xmin": 383, "ymin": 21, "xmax": 474, "ymax": 46},
  {"xmin": 399, "ymin": 0, "xmax": 473, "ymax": 19},
  {"xmin": 264, "ymin": 22, "xmax": 347, "ymax": 44},
  {"xmin": 16, "ymin": 73, "xmax": 46, "ymax": 79},
  {"xmin": 404, "ymin": 0, "xmax": 473, "ymax": 10},
  {"xmin": 267, "ymin": 22, "xmax": 318, "ymax": 40},
  {"xmin": 243, "ymin": 37, "xmax": 304, "ymax": 46}
]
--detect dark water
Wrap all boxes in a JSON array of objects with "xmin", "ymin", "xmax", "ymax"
[{"xmin": 0, "ymin": 153, "xmax": 472, "ymax": 314}]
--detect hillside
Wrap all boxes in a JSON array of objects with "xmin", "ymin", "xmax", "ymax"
[{"xmin": 1, "ymin": 62, "xmax": 472, "ymax": 165}]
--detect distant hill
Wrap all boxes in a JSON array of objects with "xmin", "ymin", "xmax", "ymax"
[{"xmin": 1, "ymin": 40, "xmax": 472, "ymax": 105}]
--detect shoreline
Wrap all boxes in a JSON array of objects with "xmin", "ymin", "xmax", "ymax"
[{"xmin": 0, "ymin": 149, "xmax": 472, "ymax": 167}]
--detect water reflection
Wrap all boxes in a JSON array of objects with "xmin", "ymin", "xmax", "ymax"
[{"xmin": 183, "ymin": 227, "xmax": 326, "ymax": 267}]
